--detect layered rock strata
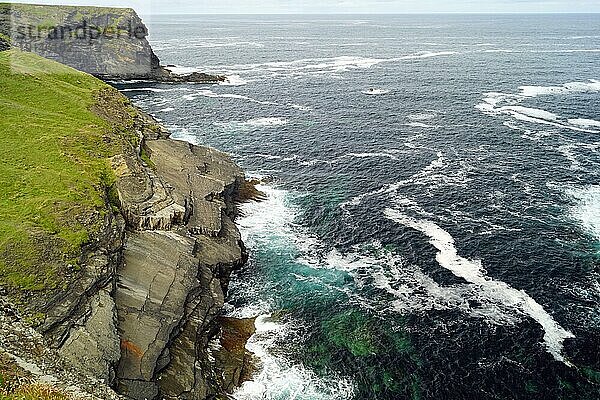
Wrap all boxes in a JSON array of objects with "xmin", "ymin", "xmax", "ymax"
[
  {"xmin": 113, "ymin": 136, "xmax": 251, "ymax": 399},
  {"xmin": 0, "ymin": 4, "xmax": 225, "ymax": 82},
  {"xmin": 0, "ymin": 91, "xmax": 254, "ymax": 399}
]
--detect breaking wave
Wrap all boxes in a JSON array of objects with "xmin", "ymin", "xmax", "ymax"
[
  {"xmin": 383, "ymin": 209, "xmax": 575, "ymax": 364},
  {"xmin": 476, "ymin": 79, "xmax": 600, "ymax": 133}
]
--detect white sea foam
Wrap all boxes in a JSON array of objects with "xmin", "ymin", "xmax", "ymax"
[
  {"xmin": 232, "ymin": 185, "xmax": 356, "ymax": 400},
  {"xmin": 195, "ymin": 52, "xmax": 460, "ymax": 79},
  {"xmin": 158, "ymin": 107, "xmax": 175, "ymax": 112},
  {"xmin": 534, "ymin": 49, "xmax": 600, "ymax": 53},
  {"xmin": 233, "ymin": 314, "xmax": 355, "ymax": 400},
  {"xmin": 383, "ymin": 208, "xmax": 575, "ymax": 363},
  {"xmin": 361, "ymin": 88, "xmax": 390, "ymax": 95},
  {"xmin": 346, "ymin": 152, "xmax": 399, "ymax": 160},
  {"xmin": 476, "ymin": 80, "xmax": 600, "ymax": 133},
  {"xmin": 518, "ymin": 80, "xmax": 600, "ymax": 97},
  {"xmin": 564, "ymin": 185, "xmax": 600, "ymax": 243},
  {"xmin": 183, "ymin": 89, "xmax": 276, "ymax": 105},
  {"xmin": 219, "ymin": 74, "xmax": 251, "ymax": 86},
  {"xmin": 120, "ymin": 87, "xmax": 193, "ymax": 93},
  {"xmin": 483, "ymin": 49, "xmax": 516, "ymax": 53},
  {"xmin": 238, "ymin": 117, "xmax": 288, "ymax": 128},
  {"xmin": 237, "ymin": 183, "xmax": 302, "ymax": 247},
  {"xmin": 568, "ymin": 118, "xmax": 600, "ymax": 128}
]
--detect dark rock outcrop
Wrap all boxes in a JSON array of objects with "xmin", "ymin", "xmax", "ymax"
[
  {"xmin": 0, "ymin": 8, "xmax": 254, "ymax": 398},
  {"xmin": 0, "ymin": 4, "xmax": 225, "ymax": 82},
  {"xmin": 0, "ymin": 74, "xmax": 253, "ymax": 399},
  {"xmin": 0, "ymin": 35, "xmax": 9, "ymax": 51},
  {"xmin": 113, "ymin": 137, "xmax": 252, "ymax": 399}
]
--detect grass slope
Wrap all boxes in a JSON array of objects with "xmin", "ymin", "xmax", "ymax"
[
  {"xmin": 0, "ymin": 49, "xmax": 137, "ymax": 292},
  {"xmin": 0, "ymin": 3, "xmax": 133, "ymax": 25}
]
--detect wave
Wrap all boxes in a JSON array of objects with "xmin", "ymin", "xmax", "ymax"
[
  {"xmin": 158, "ymin": 107, "xmax": 175, "ymax": 112},
  {"xmin": 120, "ymin": 87, "xmax": 193, "ymax": 93},
  {"xmin": 476, "ymin": 80, "xmax": 600, "ymax": 133},
  {"xmin": 217, "ymin": 56, "xmax": 388, "ymax": 75},
  {"xmin": 191, "ymin": 52, "xmax": 460, "ymax": 78},
  {"xmin": 397, "ymin": 51, "xmax": 460, "ymax": 60},
  {"xmin": 408, "ymin": 112, "xmax": 436, "ymax": 121},
  {"xmin": 405, "ymin": 122, "xmax": 436, "ymax": 128},
  {"xmin": 563, "ymin": 185, "xmax": 600, "ymax": 243},
  {"xmin": 219, "ymin": 74, "xmax": 251, "ymax": 86},
  {"xmin": 232, "ymin": 315, "xmax": 355, "ymax": 400},
  {"xmin": 533, "ymin": 49, "xmax": 600, "ymax": 53},
  {"xmin": 183, "ymin": 89, "xmax": 276, "ymax": 105},
  {"xmin": 340, "ymin": 150, "xmax": 467, "ymax": 210},
  {"xmin": 232, "ymin": 184, "xmax": 356, "ymax": 400},
  {"xmin": 162, "ymin": 65, "xmax": 198, "ymax": 75},
  {"xmin": 478, "ymin": 49, "xmax": 600, "ymax": 55},
  {"xmin": 288, "ymin": 103, "xmax": 312, "ymax": 111},
  {"xmin": 252, "ymin": 148, "xmax": 409, "ymax": 168},
  {"xmin": 383, "ymin": 208, "xmax": 575, "ymax": 364},
  {"xmin": 361, "ymin": 88, "xmax": 390, "ymax": 95},
  {"xmin": 236, "ymin": 117, "xmax": 288, "ymax": 128}
]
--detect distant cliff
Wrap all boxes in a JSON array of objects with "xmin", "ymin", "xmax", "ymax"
[
  {"xmin": 0, "ymin": 48, "xmax": 253, "ymax": 399},
  {"xmin": 0, "ymin": 3, "xmax": 224, "ymax": 82}
]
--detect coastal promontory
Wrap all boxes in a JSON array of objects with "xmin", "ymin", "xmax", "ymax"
[
  {"xmin": 0, "ymin": 3, "xmax": 225, "ymax": 82},
  {"xmin": 0, "ymin": 40, "xmax": 253, "ymax": 400}
]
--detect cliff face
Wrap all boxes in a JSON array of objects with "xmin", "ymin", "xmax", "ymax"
[
  {"xmin": 111, "ymin": 121, "xmax": 251, "ymax": 399},
  {"xmin": 0, "ymin": 49, "xmax": 253, "ymax": 399},
  {"xmin": 0, "ymin": 3, "xmax": 224, "ymax": 82}
]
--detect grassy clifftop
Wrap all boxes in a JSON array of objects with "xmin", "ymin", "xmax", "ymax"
[
  {"xmin": 0, "ymin": 3, "xmax": 134, "ymax": 27},
  {"xmin": 0, "ymin": 49, "xmax": 140, "ymax": 293}
]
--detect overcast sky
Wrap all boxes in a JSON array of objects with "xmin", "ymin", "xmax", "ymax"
[{"xmin": 5, "ymin": 0, "xmax": 600, "ymax": 14}]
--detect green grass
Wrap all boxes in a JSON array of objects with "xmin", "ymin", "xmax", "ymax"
[
  {"xmin": 0, "ymin": 3, "xmax": 132, "ymax": 25},
  {"xmin": 0, "ymin": 49, "xmax": 139, "ymax": 293}
]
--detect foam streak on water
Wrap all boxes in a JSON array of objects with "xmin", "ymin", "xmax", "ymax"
[
  {"xmin": 564, "ymin": 185, "xmax": 600, "ymax": 243},
  {"xmin": 383, "ymin": 208, "xmax": 575, "ymax": 364},
  {"xmin": 476, "ymin": 79, "xmax": 600, "ymax": 133},
  {"xmin": 232, "ymin": 184, "xmax": 355, "ymax": 400}
]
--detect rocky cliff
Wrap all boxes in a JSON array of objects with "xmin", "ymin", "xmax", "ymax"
[
  {"xmin": 0, "ymin": 49, "xmax": 254, "ymax": 400},
  {"xmin": 0, "ymin": 3, "xmax": 224, "ymax": 82}
]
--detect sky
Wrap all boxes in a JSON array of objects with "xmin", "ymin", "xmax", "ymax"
[{"xmin": 5, "ymin": 0, "xmax": 600, "ymax": 14}]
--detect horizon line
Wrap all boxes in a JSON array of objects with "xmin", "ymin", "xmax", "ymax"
[{"xmin": 143, "ymin": 12, "xmax": 600, "ymax": 15}]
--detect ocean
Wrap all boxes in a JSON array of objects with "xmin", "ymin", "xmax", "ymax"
[{"xmin": 116, "ymin": 14, "xmax": 600, "ymax": 400}]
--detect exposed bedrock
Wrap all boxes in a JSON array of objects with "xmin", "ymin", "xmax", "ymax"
[
  {"xmin": 113, "ymin": 137, "xmax": 252, "ymax": 399},
  {"xmin": 29, "ymin": 119, "xmax": 254, "ymax": 399},
  {"xmin": 0, "ymin": 4, "xmax": 225, "ymax": 82}
]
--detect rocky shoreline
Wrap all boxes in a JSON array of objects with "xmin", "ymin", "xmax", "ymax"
[
  {"xmin": 0, "ymin": 71, "xmax": 255, "ymax": 399},
  {"xmin": 0, "ymin": 4, "xmax": 256, "ymax": 398},
  {"xmin": 0, "ymin": 4, "xmax": 226, "ymax": 84}
]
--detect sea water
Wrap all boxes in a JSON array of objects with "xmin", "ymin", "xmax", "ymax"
[{"xmin": 117, "ymin": 14, "xmax": 600, "ymax": 399}]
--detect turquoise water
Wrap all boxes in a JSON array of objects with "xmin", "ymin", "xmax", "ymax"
[{"xmin": 117, "ymin": 14, "xmax": 600, "ymax": 399}]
